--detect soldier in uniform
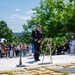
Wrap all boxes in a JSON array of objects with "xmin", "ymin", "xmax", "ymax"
[{"xmin": 32, "ymin": 25, "xmax": 42, "ymax": 61}]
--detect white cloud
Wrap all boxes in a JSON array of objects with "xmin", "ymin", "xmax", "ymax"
[
  {"xmin": 13, "ymin": 14, "xmax": 20, "ymax": 17},
  {"xmin": 10, "ymin": 14, "xmax": 20, "ymax": 20},
  {"xmin": 15, "ymin": 9, "xmax": 20, "ymax": 11},
  {"xmin": 26, "ymin": 10, "xmax": 36, "ymax": 14},
  {"xmin": 19, "ymin": 16, "xmax": 31, "ymax": 20},
  {"xmin": 10, "ymin": 14, "xmax": 31, "ymax": 20}
]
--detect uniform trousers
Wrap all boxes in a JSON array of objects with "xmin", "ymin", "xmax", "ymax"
[{"xmin": 34, "ymin": 42, "xmax": 41, "ymax": 61}]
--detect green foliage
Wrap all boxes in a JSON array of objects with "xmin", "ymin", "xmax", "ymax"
[
  {"xmin": 23, "ymin": 0, "xmax": 75, "ymax": 38},
  {"xmin": 0, "ymin": 20, "xmax": 15, "ymax": 44},
  {"xmin": 0, "ymin": 0, "xmax": 75, "ymax": 47},
  {"xmin": 21, "ymin": 32, "xmax": 32, "ymax": 44},
  {"xmin": 53, "ymin": 37, "xmax": 65, "ymax": 45},
  {"xmin": 22, "ymin": 24, "xmax": 32, "ymax": 44},
  {"xmin": 21, "ymin": 0, "xmax": 75, "ymax": 49}
]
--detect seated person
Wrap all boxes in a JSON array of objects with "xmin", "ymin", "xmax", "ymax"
[{"xmin": 55, "ymin": 44, "xmax": 63, "ymax": 55}]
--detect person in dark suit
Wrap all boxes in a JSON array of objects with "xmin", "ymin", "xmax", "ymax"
[
  {"xmin": 63, "ymin": 40, "xmax": 70, "ymax": 54},
  {"xmin": 56, "ymin": 44, "xmax": 62, "ymax": 55},
  {"xmin": 32, "ymin": 25, "xmax": 42, "ymax": 61}
]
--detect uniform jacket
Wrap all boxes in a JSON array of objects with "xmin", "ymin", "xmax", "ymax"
[{"xmin": 32, "ymin": 29, "xmax": 42, "ymax": 43}]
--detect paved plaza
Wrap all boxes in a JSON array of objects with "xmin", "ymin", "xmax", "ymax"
[{"xmin": 0, "ymin": 54, "xmax": 75, "ymax": 73}]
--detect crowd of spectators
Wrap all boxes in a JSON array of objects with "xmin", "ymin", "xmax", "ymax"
[
  {"xmin": 0, "ymin": 43, "xmax": 33, "ymax": 58},
  {"xmin": 54, "ymin": 40, "xmax": 70, "ymax": 55},
  {"xmin": 54, "ymin": 36, "xmax": 75, "ymax": 55},
  {"xmin": 0, "ymin": 35, "xmax": 75, "ymax": 58}
]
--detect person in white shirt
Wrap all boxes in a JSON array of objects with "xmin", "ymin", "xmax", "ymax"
[{"xmin": 69, "ymin": 35, "xmax": 75, "ymax": 54}]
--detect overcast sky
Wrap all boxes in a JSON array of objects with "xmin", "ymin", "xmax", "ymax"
[{"xmin": 0, "ymin": 0, "xmax": 40, "ymax": 32}]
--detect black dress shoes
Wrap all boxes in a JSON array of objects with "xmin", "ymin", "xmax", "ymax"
[
  {"xmin": 35, "ymin": 59, "xmax": 40, "ymax": 61},
  {"xmin": 37, "ymin": 59, "xmax": 40, "ymax": 61}
]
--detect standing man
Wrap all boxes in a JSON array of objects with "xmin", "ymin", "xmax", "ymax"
[
  {"xmin": 69, "ymin": 35, "xmax": 75, "ymax": 54},
  {"xmin": 32, "ymin": 24, "xmax": 42, "ymax": 61}
]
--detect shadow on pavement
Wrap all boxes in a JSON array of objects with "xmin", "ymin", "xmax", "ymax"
[
  {"xmin": 38, "ymin": 62, "xmax": 52, "ymax": 65},
  {"xmin": 25, "ymin": 60, "xmax": 38, "ymax": 64}
]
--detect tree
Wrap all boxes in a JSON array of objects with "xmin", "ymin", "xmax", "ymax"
[
  {"xmin": 21, "ymin": 24, "xmax": 32, "ymax": 44},
  {"xmin": 0, "ymin": 20, "xmax": 14, "ymax": 44},
  {"xmin": 24, "ymin": 0, "xmax": 75, "ymax": 38},
  {"xmin": 22, "ymin": 0, "xmax": 75, "ymax": 53}
]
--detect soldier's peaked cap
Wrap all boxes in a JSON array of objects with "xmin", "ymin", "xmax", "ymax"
[{"xmin": 37, "ymin": 24, "xmax": 41, "ymax": 27}]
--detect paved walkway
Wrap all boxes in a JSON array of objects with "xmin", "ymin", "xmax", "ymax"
[
  {"xmin": 0, "ymin": 54, "xmax": 75, "ymax": 73},
  {"xmin": 58, "ymin": 67, "xmax": 75, "ymax": 73}
]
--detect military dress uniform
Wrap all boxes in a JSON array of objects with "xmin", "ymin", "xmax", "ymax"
[{"xmin": 32, "ymin": 29, "xmax": 42, "ymax": 61}]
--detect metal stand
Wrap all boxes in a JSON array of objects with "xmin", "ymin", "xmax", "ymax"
[
  {"xmin": 42, "ymin": 44, "xmax": 53, "ymax": 64},
  {"xmin": 16, "ymin": 44, "xmax": 25, "ymax": 67}
]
